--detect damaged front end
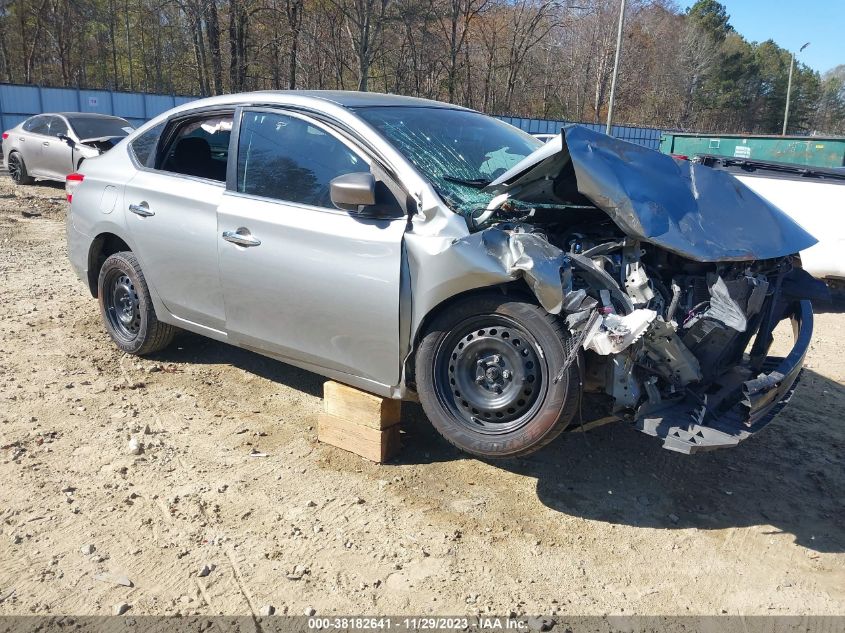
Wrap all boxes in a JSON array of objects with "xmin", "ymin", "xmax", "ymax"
[
  {"xmin": 78, "ymin": 135, "xmax": 123, "ymax": 154},
  {"xmin": 433, "ymin": 126, "xmax": 826, "ymax": 454}
]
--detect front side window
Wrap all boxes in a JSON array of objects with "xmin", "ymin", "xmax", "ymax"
[
  {"xmin": 48, "ymin": 117, "xmax": 69, "ymax": 138},
  {"xmin": 355, "ymin": 106, "xmax": 541, "ymax": 217},
  {"xmin": 160, "ymin": 114, "xmax": 232, "ymax": 182},
  {"xmin": 130, "ymin": 123, "xmax": 165, "ymax": 167},
  {"xmin": 236, "ymin": 111, "xmax": 368, "ymax": 207}
]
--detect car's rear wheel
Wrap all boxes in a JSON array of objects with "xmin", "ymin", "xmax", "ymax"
[
  {"xmin": 98, "ymin": 251, "xmax": 176, "ymax": 355},
  {"xmin": 8, "ymin": 152, "xmax": 35, "ymax": 185},
  {"xmin": 415, "ymin": 294, "xmax": 580, "ymax": 459}
]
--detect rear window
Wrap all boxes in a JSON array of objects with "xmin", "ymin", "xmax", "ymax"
[
  {"xmin": 159, "ymin": 114, "xmax": 232, "ymax": 182},
  {"xmin": 130, "ymin": 123, "xmax": 165, "ymax": 167},
  {"xmin": 67, "ymin": 116, "xmax": 133, "ymax": 140}
]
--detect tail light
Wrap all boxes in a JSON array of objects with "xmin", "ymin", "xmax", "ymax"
[
  {"xmin": 1, "ymin": 132, "xmax": 8, "ymax": 140},
  {"xmin": 670, "ymin": 153, "xmax": 689, "ymax": 161},
  {"xmin": 65, "ymin": 172, "xmax": 84, "ymax": 203}
]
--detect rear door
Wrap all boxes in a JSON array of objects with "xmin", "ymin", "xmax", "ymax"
[
  {"xmin": 40, "ymin": 116, "xmax": 74, "ymax": 179},
  {"xmin": 17, "ymin": 116, "xmax": 49, "ymax": 174},
  {"xmin": 217, "ymin": 108, "xmax": 407, "ymax": 385},
  {"xmin": 122, "ymin": 110, "xmax": 233, "ymax": 332}
]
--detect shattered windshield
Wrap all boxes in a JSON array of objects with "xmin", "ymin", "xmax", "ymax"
[{"xmin": 355, "ymin": 106, "xmax": 541, "ymax": 218}]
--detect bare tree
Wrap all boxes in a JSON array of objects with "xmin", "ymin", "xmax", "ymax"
[
  {"xmin": 327, "ymin": 0, "xmax": 392, "ymax": 91},
  {"xmin": 435, "ymin": 0, "xmax": 489, "ymax": 103}
]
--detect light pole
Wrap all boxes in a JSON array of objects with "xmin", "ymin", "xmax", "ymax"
[
  {"xmin": 782, "ymin": 41, "xmax": 810, "ymax": 136},
  {"xmin": 605, "ymin": 0, "xmax": 627, "ymax": 135}
]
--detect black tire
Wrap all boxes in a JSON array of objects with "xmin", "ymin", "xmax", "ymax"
[
  {"xmin": 97, "ymin": 251, "xmax": 176, "ymax": 355},
  {"xmin": 415, "ymin": 294, "xmax": 580, "ymax": 459},
  {"xmin": 8, "ymin": 152, "xmax": 35, "ymax": 185}
]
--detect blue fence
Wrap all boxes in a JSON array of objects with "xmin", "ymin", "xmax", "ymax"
[
  {"xmin": 0, "ymin": 83, "xmax": 666, "ymax": 150},
  {"xmin": 497, "ymin": 115, "xmax": 665, "ymax": 150},
  {"xmin": 0, "ymin": 84, "xmax": 196, "ymax": 131}
]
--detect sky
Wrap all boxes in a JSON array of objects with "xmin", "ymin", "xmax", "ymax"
[{"xmin": 679, "ymin": 0, "xmax": 843, "ymax": 75}]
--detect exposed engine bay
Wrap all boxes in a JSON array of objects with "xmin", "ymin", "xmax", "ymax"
[{"xmin": 435, "ymin": 126, "xmax": 828, "ymax": 453}]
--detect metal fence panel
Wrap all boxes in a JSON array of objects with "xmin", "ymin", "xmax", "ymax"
[
  {"xmin": 0, "ymin": 84, "xmax": 199, "ymax": 131},
  {"xmin": 495, "ymin": 115, "xmax": 664, "ymax": 150},
  {"xmin": 144, "ymin": 94, "xmax": 178, "ymax": 118},
  {"xmin": 0, "ymin": 83, "xmax": 667, "ymax": 151},
  {"xmin": 40, "ymin": 87, "xmax": 78, "ymax": 112}
]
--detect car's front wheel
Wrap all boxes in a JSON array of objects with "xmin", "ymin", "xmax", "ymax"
[
  {"xmin": 415, "ymin": 294, "xmax": 580, "ymax": 459},
  {"xmin": 8, "ymin": 152, "xmax": 35, "ymax": 185},
  {"xmin": 97, "ymin": 251, "xmax": 176, "ymax": 355}
]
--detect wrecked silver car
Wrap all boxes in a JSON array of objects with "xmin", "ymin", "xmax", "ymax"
[
  {"xmin": 65, "ymin": 91, "xmax": 823, "ymax": 459},
  {"xmin": 4, "ymin": 113, "xmax": 134, "ymax": 184}
]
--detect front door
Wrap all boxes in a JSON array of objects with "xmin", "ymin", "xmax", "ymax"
[
  {"xmin": 217, "ymin": 108, "xmax": 407, "ymax": 386},
  {"xmin": 123, "ymin": 111, "xmax": 233, "ymax": 332}
]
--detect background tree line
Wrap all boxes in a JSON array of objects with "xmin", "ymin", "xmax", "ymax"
[{"xmin": 0, "ymin": 0, "xmax": 842, "ymax": 134}]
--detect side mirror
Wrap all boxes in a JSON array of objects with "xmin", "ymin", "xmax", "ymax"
[
  {"xmin": 57, "ymin": 133, "xmax": 75, "ymax": 148},
  {"xmin": 330, "ymin": 172, "xmax": 376, "ymax": 212}
]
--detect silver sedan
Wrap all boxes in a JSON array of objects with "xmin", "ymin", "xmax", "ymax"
[
  {"xmin": 65, "ymin": 91, "xmax": 822, "ymax": 458},
  {"xmin": 3, "ymin": 113, "xmax": 133, "ymax": 184}
]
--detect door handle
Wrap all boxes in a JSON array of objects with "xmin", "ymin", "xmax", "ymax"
[
  {"xmin": 42, "ymin": 141, "xmax": 50, "ymax": 146},
  {"xmin": 128, "ymin": 202, "xmax": 154, "ymax": 217},
  {"xmin": 222, "ymin": 228, "xmax": 261, "ymax": 247}
]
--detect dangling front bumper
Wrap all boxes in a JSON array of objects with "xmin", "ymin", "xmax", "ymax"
[{"xmin": 633, "ymin": 300, "xmax": 813, "ymax": 454}]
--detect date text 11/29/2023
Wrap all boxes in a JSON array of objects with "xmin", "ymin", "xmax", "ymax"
[{"xmin": 307, "ymin": 617, "xmax": 532, "ymax": 630}]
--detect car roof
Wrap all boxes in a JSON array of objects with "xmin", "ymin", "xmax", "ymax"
[
  {"xmin": 162, "ymin": 90, "xmax": 472, "ymax": 115},
  {"xmin": 28, "ymin": 113, "xmax": 127, "ymax": 120},
  {"xmin": 257, "ymin": 90, "xmax": 467, "ymax": 110}
]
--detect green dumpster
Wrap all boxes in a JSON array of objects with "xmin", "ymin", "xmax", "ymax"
[{"xmin": 659, "ymin": 132, "xmax": 845, "ymax": 168}]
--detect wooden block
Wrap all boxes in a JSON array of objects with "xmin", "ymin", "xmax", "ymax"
[
  {"xmin": 323, "ymin": 381, "xmax": 401, "ymax": 430},
  {"xmin": 317, "ymin": 413, "xmax": 401, "ymax": 463}
]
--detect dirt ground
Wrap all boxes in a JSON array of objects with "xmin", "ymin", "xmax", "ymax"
[{"xmin": 0, "ymin": 175, "xmax": 843, "ymax": 618}]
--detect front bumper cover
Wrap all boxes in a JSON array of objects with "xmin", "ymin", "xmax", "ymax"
[{"xmin": 633, "ymin": 300, "xmax": 812, "ymax": 454}]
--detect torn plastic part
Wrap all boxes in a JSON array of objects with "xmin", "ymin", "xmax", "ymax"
[
  {"xmin": 584, "ymin": 309, "xmax": 657, "ymax": 355},
  {"xmin": 695, "ymin": 274, "xmax": 769, "ymax": 333},
  {"xmin": 702, "ymin": 276, "xmax": 748, "ymax": 331},
  {"xmin": 643, "ymin": 319, "xmax": 703, "ymax": 386},
  {"xmin": 472, "ymin": 192, "xmax": 510, "ymax": 227},
  {"xmin": 622, "ymin": 241, "xmax": 655, "ymax": 307}
]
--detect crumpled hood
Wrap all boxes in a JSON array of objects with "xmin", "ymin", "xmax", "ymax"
[{"xmin": 484, "ymin": 125, "xmax": 818, "ymax": 262}]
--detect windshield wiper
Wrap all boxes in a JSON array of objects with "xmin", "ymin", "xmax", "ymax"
[{"xmin": 442, "ymin": 175, "xmax": 491, "ymax": 189}]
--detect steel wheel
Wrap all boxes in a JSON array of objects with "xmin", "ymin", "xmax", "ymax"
[
  {"xmin": 103, "ymin": 270, "xmax": 142, "ymax": 341},
  {"xmin": 97, "ymin": 252, "xmax": 176, "ymax": 355},
  {"xmin": 434, "ymin": 315, "xmax": 547, "ymax": 435},
  {"xmin": 417, "ymin": 294, "xmax": 580, "ymax": 458}
]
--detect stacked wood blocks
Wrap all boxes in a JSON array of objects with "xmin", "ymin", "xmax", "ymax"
[{"xmin": 318, "ymin": 380, "xmax": 402, "ymax": 463}]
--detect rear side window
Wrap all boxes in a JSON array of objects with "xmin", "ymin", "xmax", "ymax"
[
  {"xmin": 130, "ymin": 123, "xmax": 165, "ymax": 167},
  {"xmin": 23, "ymin": 116, "xmax": 48, "ymax": 135},
  {"xmin": 160, "ymin": 114, "xmax": 232, "ymax": 182},
  {"xmin": 236, "ymin": 111, "xmax": 367, "ymax": 207}
]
